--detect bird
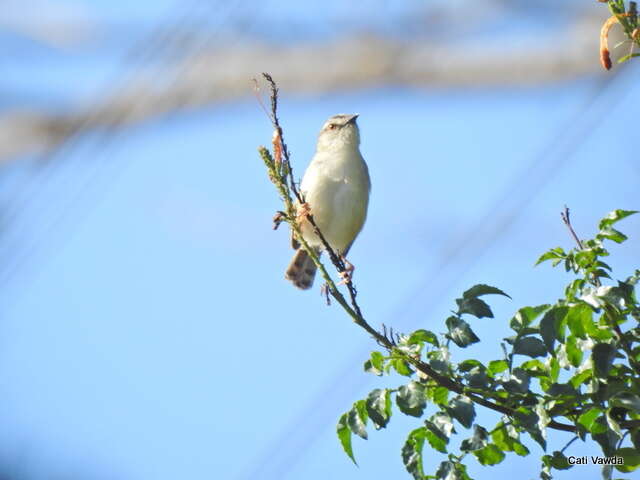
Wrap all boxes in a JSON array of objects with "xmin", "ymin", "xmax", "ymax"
[{"xmin": 285, "ymin": 113, "xmax": 371, "ymax": 290}]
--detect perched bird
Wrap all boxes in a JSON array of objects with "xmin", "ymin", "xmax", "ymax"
[{"xmin": 285, "ymin": 113, "xmax": 371, "ymax": 289}]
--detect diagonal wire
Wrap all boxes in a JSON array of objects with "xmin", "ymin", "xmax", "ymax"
[
  {"xmin": 0, "ymin": 0, "xmax": 254, "ymax": 298},
  {"xmin": 238, "ymin": 62, "xmax": 638, "ymax": 479}
]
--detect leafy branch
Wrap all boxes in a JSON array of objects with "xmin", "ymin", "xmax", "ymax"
[{"xmin": 257, "ymin": 75, "xmax": 640, "ymax": 479}]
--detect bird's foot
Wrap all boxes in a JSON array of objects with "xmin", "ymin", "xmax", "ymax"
[{"xmin": 337, "ymin": 255, "xmax": 355, "ymax": 285}]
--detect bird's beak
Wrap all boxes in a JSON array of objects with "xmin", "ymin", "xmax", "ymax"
[{"xmin": 346, "ymin": 114, "xmax": 359, "ymax": 124}]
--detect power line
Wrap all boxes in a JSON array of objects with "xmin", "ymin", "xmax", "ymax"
[
  {"xmin": 239, "ymin": 63, "xmax": 638, "ymax": 479},
  {"xmin": 0, "ymin": 0, "xmax": 253, "ymax": 298}
]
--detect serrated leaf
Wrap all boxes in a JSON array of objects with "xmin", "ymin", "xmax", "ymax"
[
  {"xmin": 364, "ymin": 351, "xmax": 384, "ymax": 375},
  {"xmin": 614, "ymin": 447, "xmax": 640, "ymax": 473},
  {"xmin": 456, "ymin": 297, "xmax": 494, "ymax": 318},
  {"xmin": 337, "ymin": 413, "xmax": 356, "ymax": 464},
  {"xmin": 535, "ymin": 247, "xmax": 566, "ymax": 266},
  {"xmin": 407, "ymin": 329, "xmax": 439, "ymax": 347},
  {"xmin": 598, "ymin": 209, "xmax": 637, "ymax": 230},
  {"xmin": 446, "ymin": 395, "xmax": 475, "ymax": 429},
  {"xmin": 513, "ymin": 336, "xmax": 547, "ymax": 358},
  {"xmin": 502, "ymin": 368, "xmax": 530, "ymax": 394},
  {"xmin": 424, "ymin": 420, "xmax": 448, "ymax": 453},
  {"xmin": 460, "ymin": 425, "xmax": 488, "ymax": 452},
  {"xmin": 462, "ymin": 284, "xmax": 511, "ymax": 299},
  {"xmin": 347, "ymin": 401, "xmax": 368, "ymax": 439},
  {"xmin": 510, "ymin": 304, "xmax": 550, "ymax": 331},
  {"xmin": 492, "ymin": 423, "xmax": 529, "ymax": 456},
  {"xmin": 446, "ymin": 316, "xmax": 480, "ymax": 347},
  {"xmin": 397, "ymin": 381, "xmax": 426, "ymax": 417},
  {"xmin": 592, "ymin": 343, "xmax": 617, "ymax": 378},
  {"xmin": 366, "ymin": 388, "xmax": 392, "ymax": 429},
  {"xmin": 435, "ymin": 461, "xmax": 471, "ymax": 480},
  {"xmin": 402, "ymin": 427, "xmax": 427, "ymax": 479},
  {"xmin": 473, "ymin": 443, "xmax": 505, "ymax": 466},
  {"xmin": 540, "ymin": 306, "xmax": 568, "ymax": 352},
  {"xmin": 465, "ymin": 366, "xmax": 489, "ymax": 389}
]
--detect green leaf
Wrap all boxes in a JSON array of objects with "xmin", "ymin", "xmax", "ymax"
[
  {"xmin": 435, "ymin": 461, "xmax": 471, "ymax": 480},
  {"xmin": 566, "ymin": 303, "xmax": 593, "ymax": 339},
  {"xmin": 337, "ymin": 413, "xmax": 356, "ymax": 464},
  {"xmin": 460, "ymin": 425, "xmax": 489, "ymax": 452},
  {"xmin": 540, "ymin": 306, "xmax": 568, "ymax": 352},
  {"xmin": 569, "ymin": 368, "xmax": 592, "ymax": 389},
  {"xmin": 592, "ymin": 343, "xmax": 617, "ymax": 378},
  {"xmin": 446, "ymin": 395, "xmax": 475, "ymax": 429},
  {"xmin": 546, "ymin": 382, "xmax": 578, "ymax": 397},
  {"xmin": 424, "ymin": 420, "xmax": 449, "ymax": 453},
  {"xmin": 597, "ymin": 227, "xmax": 627, "ymax": 244},
  {"xmin": 364, "ymin": 351, "xmax": 385, "ymax": 375},
  {"xmin": 513, "ymin": 336, "xmax": 548, "ymax": 358},
  {"xmin": 598, "ymin": 209, "xmax": 637, "ymax": 230},
  {"xmin": 402, "ymin": 427, "xmax": 427, "ymax": 479},
  {"xmin": 424, "ymin": 412, "xmax": 454, "ymax": 453},
  {"xmin": 407, "ymin": 329, "xmax": 439, "ymax": 347},
  {"xmin": 347, "ymin": 400, "xmax": 368, "ymax": 439},
  {"xmin": 502, "ymin": 368, "xmax": 530, "ymax": 394},
  {"xmin": 578, "ymin": 407, "xmax": 602, "ymax": 433},
  {"xmin": 610, "ymin": 392, "xmax": 640, "ymax": 414},
  {"xmin": 366, "ymin": 389, "xmax": 392, "ymax": 429},
  {"xmin": 397, "ymin": 381, "xmax": 427, "ymax": 417},
  {"xmin": 492, "ymin": 423, "xmax": 530, "ymax": 456},
  {"xmin": 614, "ymin": 447, "xmax": 640, "ymax": 473},
  {"xmin": 392, "ymin": 358, "xmax": 414, "ymax": 377},
  {"xmin": 473, "ymin": 443, "xmax": 505, "ymax": 466},
  {"xmin": 510, "ymin": 305, "xmax": 551, "ymax": 331},
  {"xmin": 535, "ymin": 247, "xmax": 566, "ymax": 266},
  {"xmin": 446, "ymin": 316, "xmax": 480, "ymax": 347},
  {"xmin": 429, "ymin": 386, "xmax": 449, "ymax": 406},
  {"xmin": 456, "ymin": 297, "xmax": 494, "ymax": 318},
  {"xmin": 465, "ymin": 366, "xmax": 490, "ymax": 389},
  {"xmin": 565, "ymin": 335, "xmax": 583, "ymax": 367},
  {"xmin": 548, "ymin": 451, "xmax": 571, "ymax": 470},
  {"xmin": 462, "ymin": 284, "xmax": 511, "ymax": 299},
  {"xmin": 592, "ymin": 417, "xmax": 618, "ymax": 457},
  {"xmin": 487, "ymin": 360, "xmax": 509, "ymax": 377}
]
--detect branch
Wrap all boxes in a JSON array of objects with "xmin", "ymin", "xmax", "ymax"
[{"xmin": 257, "ymin": 75, "xmax": 640, "ymax": 436}]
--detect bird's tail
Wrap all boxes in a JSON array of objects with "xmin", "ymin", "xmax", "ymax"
[{"xmin": 285, "ymin": 248, "xmax": 318, "ymax": 290}]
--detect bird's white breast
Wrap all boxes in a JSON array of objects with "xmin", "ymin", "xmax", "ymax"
[{"xmin": 299, "ymin": 149, "xmax": 370, "ymax": 254}]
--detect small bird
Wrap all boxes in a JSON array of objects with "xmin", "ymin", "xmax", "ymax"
[{"xmin": 285, "ymin": 113, "xmax": 371, "ymax": 289}]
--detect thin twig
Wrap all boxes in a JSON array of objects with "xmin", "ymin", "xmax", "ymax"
[{"xmin": 560, "ymin": 206, "xmax": 584, "ymax": 250}]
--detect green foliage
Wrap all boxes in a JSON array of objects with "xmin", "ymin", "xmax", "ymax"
[
  {"xmin": 602, "ymin": 1, "xmax": 640, "ymax": 66},
  {"xmin": 338, "ymin": 210, "xmax": 640, "ymax": 479}
]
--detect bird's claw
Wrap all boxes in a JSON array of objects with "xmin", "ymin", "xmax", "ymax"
[{"xmin": 337, "ymin": 255, "xmax": 355, "ymax": 285}]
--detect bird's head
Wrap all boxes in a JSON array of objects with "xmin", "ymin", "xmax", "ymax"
[{"xmin": 316, "ymin": 113, "xmax": 360, "ymax": 153}]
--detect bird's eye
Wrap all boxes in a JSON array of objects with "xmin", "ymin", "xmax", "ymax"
[{"xmin": 327, "ymin": 123, "xmax": 337, "ymax": 130}]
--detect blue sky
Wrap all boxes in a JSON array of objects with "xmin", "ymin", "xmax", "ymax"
[{"xmin": 0, "ymin": 2, "xmax": 638, "ymax": 480}]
